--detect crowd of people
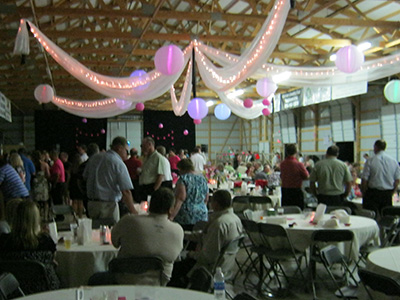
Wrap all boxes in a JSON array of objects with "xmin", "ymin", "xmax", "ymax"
[{"xmin": 0, "ymin": 137, "xmax": 398, "ymax": 294}]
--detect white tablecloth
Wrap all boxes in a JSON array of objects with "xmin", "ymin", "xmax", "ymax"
[
  {"xmin": 15, "ymin": 285, "xmax": 214, "ymax": 300},
  {"xmin": 367, "ymin": 246, "xmax": 400, "ymax": 283},
  {"xmin": 56, "ymin": 242, "xmax": 118, "ymax": 288},
  {"xmin": 261, "ymin": 214, "xmax": 379, "ymax": 260}
]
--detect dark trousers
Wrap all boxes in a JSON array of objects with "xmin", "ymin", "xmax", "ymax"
[
  {"xmin": 161, "ymin": 181, "xmax": 173, "ymax": 190},
  {"xmin": 363, "ymin": 188, "xmax": 393, "ymax": 216},
  {"xmin": 281, "ymin": 187, "xmax": 304, "ymax": 209},
  {"xmin": 139, "ymin": 183, "xmax": 155, "ymax": 202},
  {"xmin": 51, "ymin": 182, "xmax": 65, "ymax": 205},
  {"xmin": 167, "ymin": 257, "xmax": 197, "ymax": 288},
  {"xmin": 317, "ymin": 194, "xmax": 345, "ymax": 206}
]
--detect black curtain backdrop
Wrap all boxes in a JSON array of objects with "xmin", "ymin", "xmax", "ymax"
[
  {"xmin": 35, "ymin": 110, "xmax": 107, "ymax": 155},
  {"xmin": 143, "ymin": 110, "xmax": 195, "ymax": 153}
]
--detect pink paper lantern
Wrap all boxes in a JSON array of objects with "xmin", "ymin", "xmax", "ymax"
[
  {"xmin": 256, "ymin": 78, "xmax": 277, "ymax": 98},
  {"xmin": 243, "ymin": 98, "xmax": 253, "ymax": 108},
  {"xmin": 183, "ymin": 129, "xmax": 189, "ymax": 135},
  {"xmin": 159, "ymin": 123, "xmax": 163, "ymax": 129},
  {"xmin": 82, "ymin": 118, "xmax": 87, "ymax": 123},
  {"xmin": 100, "ymin": 129, "xmax": 106, "ymax": 134},
  {"xmin": 262, "ymin": 108, "xmax": 271, "ymax": 116},
  {"xmin": 130, "ymin": 70, "xmax": 150, "ymax": 91},
  {"xmin": 154, "ymin": 45, "xmax": 184, "ymax": 75},
  {"xmin": 34, "ymin": 84, "xmax": 54, "ymax": 104},
  {"xmin": 262, "ymin": 99, "xmax": 271, "ymax": 106},
  {"xmin": 194, "ymin": 119, "xmax": 202, "ymax": 125},
  {"xmin": 188, "ymin": 98, "xmax": 208, "ymax": 119},
  {"xmin": 335, "ymin": 45, "xmax": 364, "ymax": 73},
  {"xmin": 135, "ymin": 102, "xmax": 145, "ymax": 111}
]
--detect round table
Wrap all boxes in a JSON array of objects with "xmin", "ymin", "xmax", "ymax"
[
  {"xmin": 367, "ymin": 246, "xmax": 400, "ymax": 282},
  {"xmin": 56, "ymin": 242, "xmax": 118, "ymax": 288},
  {"xmin": 15, "ymin": 285, "xmax": 214, "ymax": 300}
]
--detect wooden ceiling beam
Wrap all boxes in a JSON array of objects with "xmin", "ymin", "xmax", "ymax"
[{"xmin": 308, "ymin": 17, "xmax": 400, "ymax": 29}]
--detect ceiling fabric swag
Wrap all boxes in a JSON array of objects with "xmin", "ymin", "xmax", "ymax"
[
  {"xmin": 170, "ymin": 58, "xmax": 193, "ymax": 117},
  {"xmin": 217, "ymin": 92, "xmax": 265, "ymax": 119}
]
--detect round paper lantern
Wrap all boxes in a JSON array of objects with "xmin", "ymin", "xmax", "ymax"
[
  {"xmin": 262, "ymin": 108, "xmax": 271, "ymax": 116},
  {"xmin": 135, "ymin": 102, "xmax": 145, "ymax": 111},
  {"xmin": 34, "ymin": 84, "xmax": 54, "ymax": 103},
  {"xmin": 188, "ymin": 98, "xmax": 208, "ymax": 119},
  {"xmin": 384, "ymin": 80, "xmax": 400, "ymax": 103},
  {"xmin": 100, "ymin": 129, "xmax": 106, "ymax": 134},
  {"xmin": 116, "ymin": 99, "xmax": 132, "ymax": 110},
  {"xmin": 183, "ymin": 129, "xmax": 189, "ymax": 135},
  {"xmin": 159, "ymin": 123, "xmax": 164, "ymax": 129},
  {"xmin": 214, "ymin": 103, "xmax": 231, "ymax": 120},
  {"xmin": 256, "ymin": 78, "xmax": 277, "ymax": 98},
  {"xmin": 82, "ymin": 118, "xmax": 87, "ymax": 123},
  {"xmin": 194, "ymin": 119, "xmax": 202, "ymax": 125},
  {"xmin": 335, "ymin": 45, "xmax": 364, "ymax": 73},
  {"xmin": 130, "ymin": 70, "xmax": 150, "ymax": 91},
  {"xmin": 154, "ymin": 45, "xmax": 184, "ymax": 75},
  {"xmin": 243, "ymin": 98, "xmax": 253, "ymax": 108},
  {"xmin": 262, "ymin": 99, "xmax": 271, "ymax": 106}
]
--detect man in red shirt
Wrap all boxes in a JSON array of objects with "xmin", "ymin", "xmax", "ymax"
[
  {"xmin": 280, "ymin": 144, "xmax": 309, "ymax": 208},
  {"xmin": 124, "ymin": 148, "xmax": 142, "ymax": 203}
]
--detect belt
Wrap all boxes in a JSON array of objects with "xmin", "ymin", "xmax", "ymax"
[{"xmin": 89, "ymin": 199, "xmax": 108, "ymax": 202}]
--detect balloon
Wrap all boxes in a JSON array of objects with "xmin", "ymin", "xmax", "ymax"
[
  {"xmin": 154, "ymin": 45, "xmax": 184, "ymax": 75},
  {"xmin": 34, "ymin": 84, "xmax": 54, "ymax": 103},
  {"xmin": 256, "ymin": 78, "xmax": 277, "ymax": 98},
  {"xmin": 384, "ymin": 80, "xmax": 400, "ymax": 103},
  {"xmin": 100, "ymin": 129, "xmax": 106, "ymax": 134},
  {"xmin": 214, "ymin": 103, "xmax": 231, "ymax": 120},
  {"xmin": 116, "ymin": 99, "xmax": 132, "ymax": 110},
  {"xmin": 135, "ymin": 102, "xmax": 145, "ymax": 111},
  {"xmin": 130, "ymin": 70, "xmax": 150, "ymax": 91},
  {"xmin": 159, "ymin": 123, "xmax": 163, "ymax": 129},
  {"xmin": 262, "ymin": 99, "xmax": 271, "ymax": 106},
  {"xmin": 335, "ymin": 45, "xmax": 364, "ymax": 73},
  {"xmin": 188, "ymin": 98, "xmax": 208, "ymax": 119},
  {"xmin": 243, "ymin": 98, "xmax": 253, "ymax": 108},
  {"xmin": 194, "ymin": 119, "xmax": 202, "ymax": 124},
  {"xmin": 262, "ymin": 108, "xmax": 271, "ymax": 116},
  {"xmin": 183, "ymin": 129, "xmax": 189, "ymax": 135}
]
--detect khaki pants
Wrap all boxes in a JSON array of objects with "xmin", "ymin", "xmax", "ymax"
[{"xmin": 88, "ymin": 201, "xmax": 120, "ymax": 223}]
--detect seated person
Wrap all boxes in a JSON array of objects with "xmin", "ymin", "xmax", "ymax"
[
  {"xmin": 0, "ymin": 198, "xmax": 23, "ymax": 235},
  {"xmin": 0, "ymin": 200, "xmax": 60, "ymax": 293},
  {"xmin": 90, "ymin": 187, "xmax": 184, "ymax": 286},
  {"xmin": 168, "ymin": 190, "xmax": 243, "ymax": 287}
]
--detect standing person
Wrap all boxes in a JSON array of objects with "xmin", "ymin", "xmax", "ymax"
[
  {"xmin": 280, "ymin": 144, "xmax": 309, "ymax": 208},
  {"xmin": 84, "ymin": 137, "xmax": 137, "ymax": 223},
  {"xmin": 49, "ymin": 150, "xmax": 65, "ymax": 205},
  {"xmin": 169, "ymin": 159, "xmax": 209, "ymax": 230},
  {"xmin": 31, "ymin": 150, "xmax": 51, "ymax": 221},
  {"xmin": 124, "ymin": 148, "xmax": 142, "ymax": 203},
  {"xmin": 271, "ymin": 152, "xmax": 281, "ymax": 168},
  {"xmin": 0, "ymin": 156, "xmax": 29, "ymax": 204},
  {"xmin": 156, "ymin": 146, "xmax": 173, "ymax": 189},
  {"xmin": 190, "ymin": 146, "xmax": 206, "ymax": 174},
  {"xmin": 139, "ymin": 137, "xmax": 166, "ymax": 202},
  {"xmin": 168, "ymin": 148, "xmax": 181, "ymax": 174},
  {"xmin": 68, "ymin": 153, "xmax": 85, "ymax": 218},
  {"xmin": 361, "ymin": 140, "xmax": 400, "ymax": 215},
  {"xmin": 18, "ymin": 148, "xmax": 36, "ymax": 192},
  {"xmin": 77, "ymin": 144, "xmax": 89, "ymax": 163},
  {"xmin": 9, "ymin": 153, "xmax": 26, "ymax": 184},
  {"xmin": 309, "ymin": 145, "xmax": 352, "ymax": 206}
]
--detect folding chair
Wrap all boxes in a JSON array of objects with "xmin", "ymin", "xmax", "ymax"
[
  {"xmin": 51, "ymin": 204, "xmax": 79, "ymax": 231},
  {"xmin": 282, "ymin": 206, "xmax": 302, "ymax": 214},
  {"xmin": 248, "ymin": 196, "xmax": 272, "ymax": 211},
  {"xmin": 359, "ymin": 268, "xmax": 400, "ymax": 300},
  {"xmin": 354, "ymin": 209, "xmax": 376, "ymax": 219},
  {"xmin": 325, "ymin": 206, "xmax": 352, "ymax": 215},
  {"xmin": 186, "ymin": 266, "xmax": 213, "ymax": 293},
  {"xmin": 309, "ymin": 230, "xmax": 355, "ymax": 300},
  {"xmin": 258, "ymin": 223, "xmax": 306, "ymax": 294},
  {"xmin": 232, "ymin": 196, "xmax": 251, "ymax": 215},
  {"xmin": 243, "ymin": 209, "xmax": 254, "ymax": 221},
  {"xmin": 381, "ymin": 206, "xmax": 400, "ymax": 245},
  {"xmin": 0, "ymin": 272, "xmax": 25, "ymax": 300}
]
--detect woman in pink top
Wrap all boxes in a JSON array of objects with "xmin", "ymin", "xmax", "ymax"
[{"xmin": 168, "ymin": 148, "xmax": 181, "ymax": 174}]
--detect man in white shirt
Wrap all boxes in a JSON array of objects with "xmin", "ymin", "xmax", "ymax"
[
  {"xmin": 361, "ymin": 140, "xmax": 400, "ymax": 215},
  {"xmin": 156, "ymin": 146, "xmax": 173, "ymax": 189},
  {"xmin": 190, "ymin": 146, "xmax": 206, "ymax": 174}
]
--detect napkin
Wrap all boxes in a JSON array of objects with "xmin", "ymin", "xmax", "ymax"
[
  {"xmin": 48, "ymin": 221, "xmax": 58, "ymax": 244},
  {"xmin": 265, "ymin": 216, "xmax": 287, "ymax": 225},
  {"xmin": 322, "ymin": 218, "xmax": 340, "ymax": 228},
  {"xmin": 332, "ymin": 209, "xmax": 350, "ymax": 224},
  {"xmin": 77, "ymin": 218, "xmax": 92, "ymax": 245},
  {"xmin": 313, "ymin": 203, "xmax": 327, "ymax": 224}
]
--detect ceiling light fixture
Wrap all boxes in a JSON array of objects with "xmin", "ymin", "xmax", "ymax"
[
  {"xmin": 272, "ymin": 71, "xmax": 292, "ymax": 83},
  {"xmin": 357, "ymin": 42, "xmax": 372, "ymax": 52}
]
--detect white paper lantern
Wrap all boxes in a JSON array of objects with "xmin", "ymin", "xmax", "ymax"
[
  {"xmin": 335, "ymin": 45, "xmax": 364, "ymax": 73},
  {"xmin": 214, "ymin": 103, "xmax": 231, "ymax": 120},
  {"xmin": 34, "ymin": 84, "xmax": 54, "ymax": 103},
  {"xmin": 384, "ymin": 80, "xmax": 400, "ymax": 103},
  {"xmin": 256, "ymin": 78, "xmax": 277, "ymax": 98}
]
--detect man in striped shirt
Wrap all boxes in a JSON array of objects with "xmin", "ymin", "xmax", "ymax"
[{"xmin": 0, "ymin": 155, "xmax": 29, "ymax": 203}]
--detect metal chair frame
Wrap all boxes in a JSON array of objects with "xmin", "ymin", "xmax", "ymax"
[
  {"xmin": 359, "ymin": 268, "xmax": 400, "ymax": 300},
  {"xmin": 0, "ymin": 272, "xmax": 25, "ymax": 300}
]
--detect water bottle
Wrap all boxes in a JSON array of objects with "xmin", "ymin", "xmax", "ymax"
[{"xmin": 213, "ymin": 267, "xmax": 225, "ymax": 299}]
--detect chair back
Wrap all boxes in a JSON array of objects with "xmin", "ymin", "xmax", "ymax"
[
  {"xmin": 243, "ymin": 209, "xmax": 253, "ymax": 221},
  {"xmin": 382, "ymin": 206, "xmax": 400, "ymax": 217},
  {"xmin": 325, "ymin": 206, "xmax": 352, "ymax": 215},
  {"xmin": 241, "ymin": 219, "xmax": 263, "ymax": 247},
  {"xmin": 354, "ymin": 209, "xmax": 376, "ymax": 219},
  {"xmin": 108, "ymin": 256, "xmax": 164, "ymax": 286},
  {"xmin": 282, "ymin": 206, "xmax": 302, "ymax": 214},
  {"xmin": 248, "ymin": 196, "xmax": 272, "ymax": 211},
  {"xmin": 359, "ymin": 268, "xmax": 400, "ymax": 298},
  {"xmin": 258, "ymin": 223, "xmax": 292, "ymax": 251},
  {"xmin": 320, "ymin": 245, "xmax": 346, "ymax": 266},
  {"xmin": 186, "ymin": 266, "xmax": 212, "ymax": 293},
  {"xmin": 232, "ymin": 196, "xmax": 251, "ymax": 214},
  {"xmin": 377, "ymin": 215, "xmax": 399, "ymax": 247},
  {"xmin": 212, "ymin": 235, "xmax": 244, "ymax": 277},
  {"xmin": 0, "ymin": 260, "xmax": 52, "ymax": 295},
  {"xmin": 51, "ymin": 204, "xmax": 79, "ymax": 230},
  {"xmin": 311, "ymin": 230, "xmax": 354, "ymax": 260},
  {"xmin": 0, "ymin": 272, "xmax": 24, "ymax": 300}
]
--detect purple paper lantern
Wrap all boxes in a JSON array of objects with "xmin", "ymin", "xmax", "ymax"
[
  {"xmin": 262, "ymin": 99, "xmax": 271, "ymax": 106},
  {"xmin": 130, "ymin": 70, "xmax": 150, "ymax": 91},
  {"xmin": 82, "ymin": 118, "xmax": 87, "ymax": 123},
  {"xmin": 214, "ymin": 103, "xmax": 231, "ymax": 120},
  {"xmin": 183, "ymin": 129, "xmax": 189, "ymax": 135},
  {"xmin": 135, "ymin": 102, "xmax": 145, "ymax": 111},
  {"xmin": 116, "ymin": 99, "xmax": 132, "ymax": 110},
  {"xmin": 188, "ymin": 98, "xmax": 208, "ymax": 120},
  {"xmin": 335, "ymin": 45, "xmax": 364, "ymax": 73},
  {"xmin": 34, "ymin": 84, "xmax": 54, "ymax": 104},
  {"xmin": 154, "ymin": 45, "xmax": 184, "ymax": 75},
  {"xmin": 256, "ymin": 78, "xmax": 277, "ymax": 98},
  {"xmin": 243, "ymin": 98, "xmax": 253, "ymax": 108}
]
